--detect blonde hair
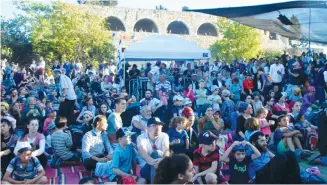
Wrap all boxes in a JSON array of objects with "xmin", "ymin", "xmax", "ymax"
[
  {"xmin": 169, "ymin": 116, "xmax": 187, "ymax": 128},
  {"xmin": 256, "ymin": 107, "xmax": 268, "ymax": 117},
  {"xmin": 245, "ymin": 117, "xmax": 260, "ymax": 131}
]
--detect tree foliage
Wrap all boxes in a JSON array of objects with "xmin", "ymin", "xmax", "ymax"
[
  {"xmin": 210, "ymin": 18, "xmax": 261, "ymax": 62},
  {"xmin": 29, "ymin": 1, "xmax": 114, "ymax": 66},
  {"xmin": 1, "ymin": 14, "xmax": 33, "ymax": 64},
  {"xmin": 1, "ymin": 1, "xmax": 115, "ymax": 66}
]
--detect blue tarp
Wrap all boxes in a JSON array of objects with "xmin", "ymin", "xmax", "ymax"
[
  {"xmin": 124, "ymin": 35, "xmax": 211, "ymax": 61},
  {"xmin": 189, "ymin": 0, "xmax": 327, "ymax": 44}
]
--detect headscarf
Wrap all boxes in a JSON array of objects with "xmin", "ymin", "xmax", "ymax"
[
  {"xmin": 238, "ymin": 102, "xmax": 249, "ymax": 113},
  {"xmin": 182, "ymin": 107, "xmax": 194, "ymax": 118}
]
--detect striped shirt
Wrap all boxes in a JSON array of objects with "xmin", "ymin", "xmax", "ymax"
[
  {"xmin": 155, "ymin": 81, "xmax": 171, "ymax": 91},
  {"xmin": 82, "ymin": 129, "xmax": 113, "ymax": 160},
  {"xmin": 51, "ymin": 130, "xmax": 74, "ymax": 160}
]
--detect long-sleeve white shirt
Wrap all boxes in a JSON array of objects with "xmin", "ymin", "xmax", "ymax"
[{"xmin": 269, "ymin": 63, "xmax": 285, "ymax": 83}]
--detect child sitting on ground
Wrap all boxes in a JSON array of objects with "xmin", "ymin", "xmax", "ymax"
[
  {"xmin": 221, "ymin": 141, "xmax": 261, "ymax": 184},
  {"xmin": 167, "ymin": 117, "xmax": 189, "ymax": 154},
  {"xmin": 1, "ymin": 142, "xmax": 47, "ymax": 184},
  {"xmin": 274, "ymin": 115, "xmax": 311, "ymax": 159}
]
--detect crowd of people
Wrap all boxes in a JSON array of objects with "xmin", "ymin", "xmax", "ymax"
[{"xmin": 0, "ymin": 50, "xmax": 327, "ymax": 184}]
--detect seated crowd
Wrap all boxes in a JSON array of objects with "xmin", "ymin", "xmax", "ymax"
[{"xmin": 0, "ymin": 50, "xmax": 327, "ymax": 184}]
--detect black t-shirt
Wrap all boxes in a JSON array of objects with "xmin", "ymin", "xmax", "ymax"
[
  {"xmin": 228, "ymin": 155, "xmax": 252, "ymax": 184},
  {"xmin": 236, "ymin": 115, "xmax": 247, "ymax": 136}
]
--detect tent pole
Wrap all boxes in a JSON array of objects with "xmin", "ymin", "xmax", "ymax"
[
  {"xmin": 123, "ymin": 58, "xmax": 126, "ymax": 85},
  {"xmin": 309, "ymin": 8, "xmax": 311, "ymax": 48}
]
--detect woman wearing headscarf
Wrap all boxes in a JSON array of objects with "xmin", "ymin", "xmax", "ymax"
[{"xmin": 236, "ymin": 102, "xmax": 253, "ymax": 140}]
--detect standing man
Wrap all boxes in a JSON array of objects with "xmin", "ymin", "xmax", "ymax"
[
  {"xmin": 147, "ymin": 61, "xmax": 161, "ymax": 92},
  {"xmin": 269, "ymin": 57, "xmax": 285, "ymax": 88},
  {"xmin": 53, "ymin": 69, "xmax": 77, "ymax": 126}
]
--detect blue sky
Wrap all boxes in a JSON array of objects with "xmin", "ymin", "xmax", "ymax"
[{"xmin": 1, "ymin": 0, "xmax": 290, "ymax": 19}]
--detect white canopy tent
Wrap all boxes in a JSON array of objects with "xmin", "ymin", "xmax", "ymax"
[{"xmin": 123, "ymin": 35, "xmax": 211, "ymax": 61}]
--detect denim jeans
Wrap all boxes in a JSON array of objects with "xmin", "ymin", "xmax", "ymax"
[{"xmin": 140, "ymin": 150, "xmax": 163, "ymax": 183}]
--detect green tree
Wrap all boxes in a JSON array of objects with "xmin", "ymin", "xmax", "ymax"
[
  {"xmin": 1, "ymin": 15, "xmax": 33, "ymax": 64},
  {"xmin": 27, "ymin": 1, "xmax": 114, "ymax": 66},
  {"xmin": 210, "ymin": 18, "xmax": 261, "ymax": 62}
]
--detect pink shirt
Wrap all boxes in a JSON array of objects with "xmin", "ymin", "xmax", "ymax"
[
  {"xmin": 43, "ymin": 117, "xmax": 54, "ymax": 133},
  {"xmin": 259, "ymin": 119, "xmax": 271, "ymax": 135}
]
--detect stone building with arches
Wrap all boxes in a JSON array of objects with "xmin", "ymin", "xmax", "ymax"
[{"xmin": 81, "ymin": 5, "xmax": 289, "ymax": 56}]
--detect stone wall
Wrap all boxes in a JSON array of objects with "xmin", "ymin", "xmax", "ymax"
[{"xmin": 79, "ymin": 5, "xmax": 289, "ymax": 54}]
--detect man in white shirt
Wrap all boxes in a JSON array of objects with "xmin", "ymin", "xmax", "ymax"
[
  {"xmin": 137, "ymin": 117, "xmax": 170, "ymax": 183},
  {"xmin": 269, "ymin": 58, "xmax": 285, "ymax": 87},
  {"xmin": 147, "ymin": 61, "xmax": 161, "ymax": 91},
  {"xmin": 53, "ymin": 69, "xmax": 77, "ymax": 126},
  {"xmin": 140, "ymin": 90, "xmax": 163, "ymax": 114}
]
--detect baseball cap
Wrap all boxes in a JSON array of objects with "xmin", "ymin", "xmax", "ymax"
[
  {"xmin": 147, "ymin": 117, "xmax": 165, "ymax": 127},
  {"xmin": 198, "ymin": 131, "xmax": 216, "ymax": 145},
  {"xmin": 232, "ymin": 144, "xmax": 247, "ymax": 152},
  {"xmin": 173, "ymin": 95, "xmax": 184, "ymax": 102},
  {"xmin": 83, "ymin": 111, "xmax": 94, "ymax": 118},
  {"xmin": 14, "ymin": 141, "xmax": 33, "ymax": 155},
  {"xmin": 183, "ymin": 98, "xmax": 192, "ymax": 106},
  {"xmin": 116, "ymin": 127, "xmax": 135, "ymax": 139}
]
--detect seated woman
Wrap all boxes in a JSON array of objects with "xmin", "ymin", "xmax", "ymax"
[
  {"xmin": 76, "ymin": 97, "xmax": 96, "ymax": 123},
  {"xmin": 198, "ymin": 104, "xmax": 224, "ymax": 137},
  {"xmin": 272, "ymin": 92, "xmax": 291, "ymax": 115},
  {"xmin": 1, "ymin": 119, "xmax": 19, "ymax": 176},
  {"xmin": 153, "ymin": 154, "xmax": 194, "ymax": 184},
  {"xmin": 14, "ymin": 118, "xmax": 47, "ymax": 168}
]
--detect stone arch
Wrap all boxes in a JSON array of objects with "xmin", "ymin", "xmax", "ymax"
[
  {"xmin": 106, "ymin": 16, "xmax": 125, "ymax": 31},
  {"xmin": 197, "ymin": 23, "xmax": 218, "ymax": 36},
  {"xmin": 133, "ymin": 18, "xmax": 158, "ymax": 33},
  {"xmin": 167, "ymin": 21, "xmax": 190, "ymax": 35}
]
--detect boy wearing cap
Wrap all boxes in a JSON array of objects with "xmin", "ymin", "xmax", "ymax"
[
  {"xmin": 192, "ymin": 131, "xmax": 222, "ymax": 184},
  {"xmin": 221, "ymin": 141, "xmax": 261, "ymax": 184},
  {"xmin": 2, "ymin": 142, "xmax": 47, "ymax": 184},
  {"xmin": 110, "ymin": 128, "xmax": 146, "ymax": 184}
]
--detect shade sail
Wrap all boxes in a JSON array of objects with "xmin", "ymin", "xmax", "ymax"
[
  {"xmin": 123, "ymin": 35, "xmax": 211, "ymax": 61},
  {"xmin": 189, "ymin": 0, "xmax": 327, "ymax": 44}
]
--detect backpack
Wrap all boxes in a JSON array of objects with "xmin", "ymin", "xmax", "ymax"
[{"xmin": 306, "ymin": 130, "xmax": 319, "ymax": 151}]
